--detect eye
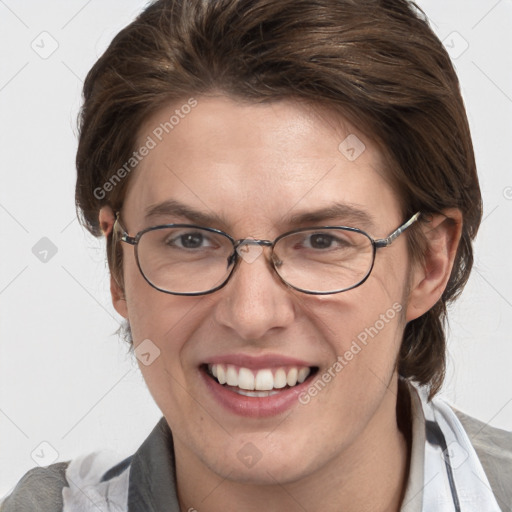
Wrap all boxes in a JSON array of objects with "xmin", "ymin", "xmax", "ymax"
[
  {"xmin": 302, "ymin": 232, "xmax": 351, "ymax": 250},
  {"xmin": 305, "ymin": 233, "xmax": 335, "ymax": 249},
  {"xmin": 166, "ymin": 230, "xmax": 215, "ymax": 249}
]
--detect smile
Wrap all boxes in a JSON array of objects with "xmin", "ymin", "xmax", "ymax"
[
  {"xmin": 207, "ymin": 363, "xmax": 313, "ymax": 396},
  {"xmin": 200, "ymin": 361, "xmax": 319, "ymax": 416}
]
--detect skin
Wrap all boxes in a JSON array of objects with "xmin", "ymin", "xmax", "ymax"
[{"xmin": 99, "ymin": 95, "xmax": 461, "ymax": 512}]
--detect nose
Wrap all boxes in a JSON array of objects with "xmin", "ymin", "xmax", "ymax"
[{"xmin": 213, "ymin": 245, "xmax": 296, "ymax": 341}]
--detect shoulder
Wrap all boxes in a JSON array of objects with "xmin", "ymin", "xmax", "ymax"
[
  {"xmin": 1, "ymin": 452, "xmax": 133, "ymax": 512},
  {"xmin": 0, "ymin": 462, "xmax": 70, "ymax": 512},
  {"xmin": 453, "ymin": 407, "xmax": 512, "ymax": 509}
]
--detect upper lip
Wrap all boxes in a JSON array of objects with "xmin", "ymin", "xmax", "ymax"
[{"xmin": 203, "ymin": 353, "xmax": 315, "ymax": 369}]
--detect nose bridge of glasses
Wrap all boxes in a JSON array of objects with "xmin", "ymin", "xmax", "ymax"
[
  {"xmin": 234, "ymin": 238, "xmax": 273, "ymax": 248},
  {"xmin": 230, "ymin": 238, "xmax": 279, "ymax": 269}
]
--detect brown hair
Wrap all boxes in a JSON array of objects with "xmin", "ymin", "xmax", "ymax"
[{"xmin": 75, "ymin": 0, "xmax": 482, "ymax": 399}]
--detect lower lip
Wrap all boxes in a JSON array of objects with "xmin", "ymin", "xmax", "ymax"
[{"xmin": 200, "ymin": 366, "xmax": 317, "ymax": 418}]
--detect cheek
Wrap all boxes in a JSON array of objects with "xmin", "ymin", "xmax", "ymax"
[
  {"xmin": 300, "ymin": 293, "xmax": 405, "ymax": 434},
  {"xmin": 125, "ymin": 286, "xmax": 200, "ymax": 346},
  {"xmin": 123, "ymin": 288, "xmax": 204, "ymax": 418},
  {"xmin": 121, "ymin": 255, "xmax": 208, "ymax": 386},
  {"xmin": 122, "ymin": 251, "xmax": 169, "ymax": 339},
  {"xmin": 312, "ymin": 256, "xmax": 405, "ymax": 331},
  {"xmin": 305, "ymin": 270, "xmax": 407, "ymax": 379}
]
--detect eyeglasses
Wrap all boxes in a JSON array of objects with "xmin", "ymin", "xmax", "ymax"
[{"xmin": 113, "ymin": 212, "xmax": 420, "ymax": 296}]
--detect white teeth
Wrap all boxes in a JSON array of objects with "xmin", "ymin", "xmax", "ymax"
[
  {"xmin": 208, "ymin": 364, "xmax": 312, "ymax": 391},
  {"xmin": 273, "ymin": 368, "xmax": 287, "ymax": 389},
  {"xmin": 254, "ymin": 369, "xmax": 274, "ymax": 390},
  {"xmin": 216, "ymin": 364, "xmax": 226, "ymax": 385},
  {"xmin": 286, "ymin": 367, "xmax": 298, "ymax": 386},
  {"xmin": 297, "ymin": 367, "xmax": 310, "ymax": 383},
  {"xmin": 238, "ymin": 367, "xmax": 255, "ymax": 390},
  {"xmin": 234, "ymin": 389, "xmax": 281, "ymax": 397},
  {"xmin": 226, "ymin": 365, "xmax": 238, "ymax": 386}
]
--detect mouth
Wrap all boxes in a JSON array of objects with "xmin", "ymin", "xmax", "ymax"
[
  {"xmin": 203, "ymin": 363, "xmax": 319, "ymax": 396},
  {"xmin": 199, "ymin": 362, "xmax": 319, "ymax": 415}
]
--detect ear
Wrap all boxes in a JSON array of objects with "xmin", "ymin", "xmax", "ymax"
[
  {"xmin": 110, "ymin": 274, "xmax": 128, "ymax": 319},
  {"xmin": 99, "ymin": 206, "xmax": 129, "ymax": 319},
  {"xmin": 405, "ymin": 208, "xmax": 462, "ymax": 322}
]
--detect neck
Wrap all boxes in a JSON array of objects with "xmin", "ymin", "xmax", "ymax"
[{"xmin": 175, "ymin": 380, "xmax": 411, "ymax": 512}]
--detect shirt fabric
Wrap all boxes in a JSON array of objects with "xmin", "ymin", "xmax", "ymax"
[{"xmin": 1, "ymin": 380, "xmax": 511, "ymax": 511}]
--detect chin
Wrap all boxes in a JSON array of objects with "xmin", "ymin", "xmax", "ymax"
[{"xmin": 215, "ymin": 456, "xmax": 312, "ymax": 486}]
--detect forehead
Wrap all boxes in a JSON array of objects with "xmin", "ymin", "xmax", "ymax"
[{"xmin": 122, "ymin": 95, "xmax": 400, "ymax": 234}]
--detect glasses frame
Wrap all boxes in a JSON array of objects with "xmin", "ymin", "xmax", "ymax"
[{"xmin": 113, "ymin": 211, "xmax": 421, "ymax": 296}]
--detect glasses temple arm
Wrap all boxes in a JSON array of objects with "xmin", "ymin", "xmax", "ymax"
[
  {"xmin": 113, "ymin": 212, "xmax": 137, "ymax": 245},
  {"xmin": 374, "ymin": 211, "xmax": 421, "ymax": 248}
]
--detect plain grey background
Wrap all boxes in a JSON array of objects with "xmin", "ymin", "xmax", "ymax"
[{"xmin": 1, "ymin": 0, "xmax": 511, "ymax": 498}]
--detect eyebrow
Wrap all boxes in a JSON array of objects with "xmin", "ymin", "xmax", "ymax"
[
  {"xmin": 144, "ymin": 200, "xmax": 228, "ymax": 229},
  {"xmin": 285, "ymin": 203, "xmax": 375, "ymax": 230},
  {"xmin": 143, "ymin": 199, "xmax": 375, "ymax": 231}
]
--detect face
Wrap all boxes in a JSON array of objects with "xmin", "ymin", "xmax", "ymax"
[{"xmin": 113, "ymin": 95, "xmax": 413, "ymax": 485}]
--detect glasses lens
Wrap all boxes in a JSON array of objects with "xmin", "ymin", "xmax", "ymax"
[
  {"xmin": 274, "ymin": 228, "xmax": 374, "ymax": 293},
  {"xmin": 136, "ymin": 227, "xmax": 234, "ymax": 294}
]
